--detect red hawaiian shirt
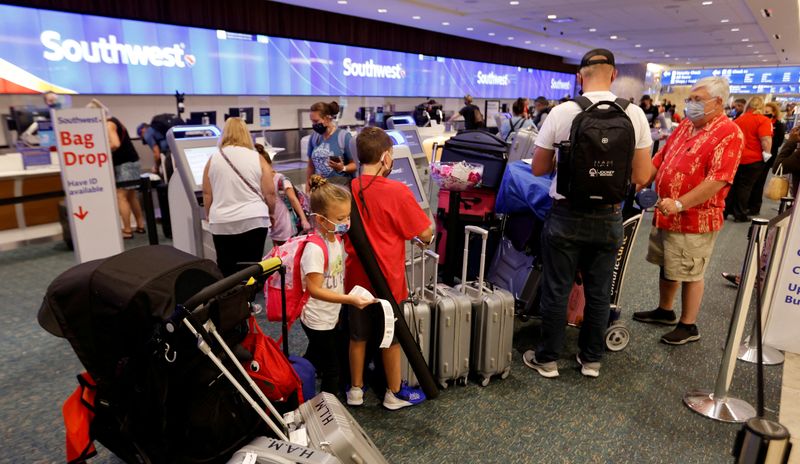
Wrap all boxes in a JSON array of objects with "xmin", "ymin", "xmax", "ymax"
[{"xmin": 653, "ymin": 114, "xmax": 744, "ymax": 234}]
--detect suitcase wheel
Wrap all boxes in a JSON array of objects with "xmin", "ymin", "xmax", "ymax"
[
  {"xmin": 458, "ymin": 377, "xmax": 469, "ymax": 387},
  {"xmin": 501, "ymin": 367, "xmax": 511, "ymax": 380},
  {"xmin": 440, "ymin": 381, "xmax": 449, "ymax": 390},
  {"xmin": 605, "ymin": 324, "xmax": 630, "ymax": 352},
  {"xmin": 480, "ymin": 376, "xmax": 490, "ymax": 387}
]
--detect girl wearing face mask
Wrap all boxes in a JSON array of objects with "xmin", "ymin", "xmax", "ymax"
[
  {"xmin": 299, "ymin": 175, "xmax": 374, "ymax": 394},
  {"xmin": 307, "ymin": 101, "xmax": 357, "ymax": 189}
]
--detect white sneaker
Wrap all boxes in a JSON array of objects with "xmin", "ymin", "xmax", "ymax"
[
  {"xmin": 522, "ymin": 350, "xmax": 559, "ymax": 378},
  {"xmin": 576, "ymin": 354, "xmax": 601, "ymax": 378},
  {"xmin": 346, "ymin": 386, "xmax": 364, "ymax": 406}
]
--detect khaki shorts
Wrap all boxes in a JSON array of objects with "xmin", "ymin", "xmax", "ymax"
[{"xmin": 646, "ymin": 228, "xmax": 719, "ymax": 282}]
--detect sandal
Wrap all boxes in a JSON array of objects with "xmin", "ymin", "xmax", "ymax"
[
  {"xmin": 135, "ymin": 227, "xmax": 146, "ymax": 234},
  {"xmin": 721, "ymin": 272, "xmax": 740, "ymax": 288},
  {"xmin": 122, "ymin": 230, "xmax": 134, "ymax": 240}
]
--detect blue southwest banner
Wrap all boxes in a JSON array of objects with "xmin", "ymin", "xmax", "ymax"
[{"xmin": 0, "ymin": 4, "xmax": 575, "ymax": 99}]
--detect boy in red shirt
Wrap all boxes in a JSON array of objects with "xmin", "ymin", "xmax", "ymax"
[{"xmin": 344, "ymin": 127, "xmax": 433, "ymax": 410}]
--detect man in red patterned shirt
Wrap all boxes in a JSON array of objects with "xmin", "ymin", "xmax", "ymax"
[{"xmin": 633, "ymin": 76, "xmax": 744, "ymax": 345}]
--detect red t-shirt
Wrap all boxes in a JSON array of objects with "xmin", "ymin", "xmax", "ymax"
[
  {"xmin": 345, "ymin": 175, "xmax": 431, "ymax": 303},
  {"xmin": 653, "ymin": 114, "xmax": 744, "ymax": 234},
  {"xmin": 735, "ymin": 112, "xmax": 773, "ymax": 165}
]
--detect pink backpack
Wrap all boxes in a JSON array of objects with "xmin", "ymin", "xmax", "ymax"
[{"xmin": 264, "ymin": 233, "xmax": 329, "ymax": 329}]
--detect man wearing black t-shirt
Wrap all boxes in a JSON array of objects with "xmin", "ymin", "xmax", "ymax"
[{"xmin": 640, "ymin": 95, "xmax": 660, "ymax": 128}]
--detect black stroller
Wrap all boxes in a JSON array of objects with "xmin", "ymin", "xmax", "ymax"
[{"xmin": 38, "ymin": 245, "xmax": 282, "ymax": 463}]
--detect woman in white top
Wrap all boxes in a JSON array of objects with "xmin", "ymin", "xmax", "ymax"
[{"xmin": 202, "ymin": 117, "xmax": 277, "ymax": 276}]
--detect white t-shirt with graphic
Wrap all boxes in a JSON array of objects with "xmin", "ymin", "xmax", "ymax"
[{"xmin": 300, "ymin": 238, "xmax": 345, "ymax": 330}]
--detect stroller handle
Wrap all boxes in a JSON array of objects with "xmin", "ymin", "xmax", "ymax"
[{"xmin": 182, "ymin": 257, "xmax": 282, "ymax": 313}]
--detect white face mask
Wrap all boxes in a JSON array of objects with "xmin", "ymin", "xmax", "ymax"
[{"xmin": 685, "ymin": 98, "xmax": 716, "ymax": 122}]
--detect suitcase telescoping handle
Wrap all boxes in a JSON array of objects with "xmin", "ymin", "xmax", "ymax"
[
  {"xmin": 462, "ymin": 226, "xmax": 489, "ymax": 297},
  {"xmin": 423, "ymin": 249, "xmax": 440, "ymax": 303}
]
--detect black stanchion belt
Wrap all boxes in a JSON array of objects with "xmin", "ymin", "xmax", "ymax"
[{"xmin": 347, "ymin": 192, "xmax": 439, "ymax": 399}]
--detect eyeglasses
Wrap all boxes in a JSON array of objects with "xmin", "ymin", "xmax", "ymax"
[{"xmin": 765, "ymin": 113, "xmax": 774, "ymax": 118}]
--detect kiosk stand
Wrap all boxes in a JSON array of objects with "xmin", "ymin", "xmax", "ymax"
[{"xmin": 167, "ymin": 125, "xmax": 222, "ymax": 260}]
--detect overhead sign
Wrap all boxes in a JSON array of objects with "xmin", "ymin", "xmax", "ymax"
[
  {"xmin": 0, "ymin": 4, "xmax": 574, "ymax": 99},
  {"xmin": 663, "ymin": 66, "xmax": 800, "ymax": 90},
  {"xmin": 52, "ymin": 108, "xmax": 123, "ymax": 263},
  {"xmin": 765, "ymin": 205, "xmax": 800, "ymax": 354}
]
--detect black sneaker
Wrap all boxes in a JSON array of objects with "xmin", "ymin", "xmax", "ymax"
[
  {"xmin": 633, "ymin": 308, "xmax": 679, "ymax": 326},
  {"xmin": 661, "ymin": 323, "xmax": 701, "ymax": 345}
]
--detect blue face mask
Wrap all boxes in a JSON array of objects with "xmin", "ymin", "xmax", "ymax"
[
  {"xmin": 316, "ymin": 214, "xmax": 350, "ymax": 235},
  {"xmin": 685, "ymin": 100, "xmax": 713, "ymax": 122}
]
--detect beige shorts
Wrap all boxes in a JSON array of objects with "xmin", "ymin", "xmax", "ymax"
[{"xmin": 646, "ymin": 228, "xmax": 719, "ymax": 282}]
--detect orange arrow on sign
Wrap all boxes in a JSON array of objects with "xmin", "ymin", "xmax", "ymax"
[{"xmin": 73, "ymin": 206, "xmax": 89, "ymax": 221}]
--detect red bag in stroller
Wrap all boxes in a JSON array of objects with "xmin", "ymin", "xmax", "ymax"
[{"xmin": 39, "ymin": 245, "xmax": 275, "ymax": 463}]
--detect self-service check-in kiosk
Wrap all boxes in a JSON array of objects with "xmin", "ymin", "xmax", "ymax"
[
  {"xmin": 387, "ymin": 126, "xmax": 430, "ymax": 201},
  {"xmin": 385, "ymin": 129, "xmax": 434, "ymax": 290},
  {"xmin": 167, "ymin": 125, "xmax": 221, "ymax": 261}
]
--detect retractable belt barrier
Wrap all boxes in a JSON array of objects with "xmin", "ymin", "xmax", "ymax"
[{"xmin": 0, "ymin": 177, "xmax": 161, "ymax": 245}]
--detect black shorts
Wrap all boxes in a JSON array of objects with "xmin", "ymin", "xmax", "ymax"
[{"xmin": 348, "ymin": 303, "xmax": 398, "ymax": 345}]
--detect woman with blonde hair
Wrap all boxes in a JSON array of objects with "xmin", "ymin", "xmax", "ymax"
[
  {"xmin": 202, "ymin": 117, "xmax": 277, "ymax": 276},
  {"xmin": 725, "ymin": 96, "xmax": 773, "ymax": 222},
  {"xmin": 748, "ymin": 101, "xmax": 786, "ymax": 215}
]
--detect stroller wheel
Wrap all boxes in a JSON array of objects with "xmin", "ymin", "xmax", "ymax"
[{"xmin": 605, "ymin": 325, "xmax": 630, "ymax": 352}]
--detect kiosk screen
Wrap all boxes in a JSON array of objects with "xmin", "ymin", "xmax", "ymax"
[
  {"xmin": 389, "ymin": 156, "xmax": 423, "ymax": 203},
  {"xmin": 399, "ymin": 129, "xmax": 423, "ymax": 156},
  {"xmin": 183, "ymin": 146, "xmax": 218, "ymax": 190}
]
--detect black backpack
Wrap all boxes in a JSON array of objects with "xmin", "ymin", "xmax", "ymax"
[
  {"xmin": 150, "ymin": 113, "xmax": 185, "ymax": 138},
  {"xmin": 555, "ymin": 96, "xmax": 635, "ymax": 205}
]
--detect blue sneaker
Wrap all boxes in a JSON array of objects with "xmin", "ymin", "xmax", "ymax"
[{"xmin": 383, "ymin": 383, "xmax": 425, "ymax": 410}]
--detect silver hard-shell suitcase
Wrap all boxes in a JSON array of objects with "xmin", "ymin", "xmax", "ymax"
[
  {"xmin": 455, "ymin": 226, "xmax": 515, "ymax": 387},
  {"xmin": 227, "ymin": 436, "xmax": 341, "ymax": 464},
  {"xmin": 400, "ymin": 241, "xmax": 433, "ymax": 388},
  {"xmin": 421, "ymin": 249, "xmax": 472, "ymax": 389}
]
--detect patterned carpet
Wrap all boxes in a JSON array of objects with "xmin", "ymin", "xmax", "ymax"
[{"xmin": 0, "ymin": 211, "xmax": 784, "ymax": 463}]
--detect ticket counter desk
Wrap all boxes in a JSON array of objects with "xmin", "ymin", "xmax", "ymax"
[{"xmin": 0, "ymin": 151, "xmax": 62, "ymax": 233}]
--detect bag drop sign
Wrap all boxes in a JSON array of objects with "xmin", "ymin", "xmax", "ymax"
[
  {"xmin": 53, "ymin": 108, "xmax": 123, "ymax": 263},
  {"xmin": 765, "ymin": 204, "xmax": 800, "ymax": 354}
]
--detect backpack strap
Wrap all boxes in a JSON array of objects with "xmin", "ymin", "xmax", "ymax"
[
  {"xmin": 615, "ymin": 98, "xmax": 631, "ymax": 110},
  {"xmin": 573, "ymin": 96, "xmax": 594, "ymax": 112}
]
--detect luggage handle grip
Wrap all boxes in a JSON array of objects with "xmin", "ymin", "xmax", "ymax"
[
  {"xmin": 424, "ymin": 250, "xmax": 440, "ymax": 301},
  {"xmin": 462, "ymin": 226, "xmax": 489, "ymax": 297}
]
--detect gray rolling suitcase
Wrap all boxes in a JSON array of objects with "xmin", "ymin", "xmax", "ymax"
[
  {"xmin": 421, "ymin": 249, "xmax": 472, "ymax": 389},
  {"xmin": 400, "ymin": 242, "xmax": 433, "ymax": 388},
  {"xmin": 455, "ymin": 226, "xmax": 515, "ymax": 387},
  {"xmin": 227, "ymin": 436, "xmax": 341, "ymax": 463}
]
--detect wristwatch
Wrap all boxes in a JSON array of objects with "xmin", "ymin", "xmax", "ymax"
[{"xmin": 674, "ymin": 200, "xmax": 683, "ymax": 212}]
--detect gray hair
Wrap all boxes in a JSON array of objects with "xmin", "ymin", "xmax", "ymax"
[{"xmin": 692, "ymin": 76, "xmax": 730, "ymax": 104}]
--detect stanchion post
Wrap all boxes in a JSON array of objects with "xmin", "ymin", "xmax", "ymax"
[
  {"xmin": 778, "ymin": 196, "xmax": 793, "ymax": 214},
  {"xmin": 139, "ymin": 176, "xmax": 159, "ymax": 245},
  {"xmin": 738, "ymin": 217, "xmax": 786, "ymax": 365},
  {"xmin": 683, "ymin": 219, "xmax": 769, "ymax": 423}
]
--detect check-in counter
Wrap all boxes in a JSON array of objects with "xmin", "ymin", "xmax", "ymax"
[{"xmin": 0, "ymin": 151, "xmax": 62, "ymax": 231}]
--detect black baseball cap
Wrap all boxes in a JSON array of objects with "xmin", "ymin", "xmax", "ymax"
[{"xmin": 580, "ymin": 48, "xmax": 615, "ymax": 68}]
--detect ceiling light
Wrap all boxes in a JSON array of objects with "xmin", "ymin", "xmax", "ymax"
[
  {"xmin": 754, "ymin": 51, "xmax": 759, "ymax": 54},
  {"xmin": 665, "ymin": 54, "xmax": 671, "ymax": 57},
  {"xmin": 488, "ymin": 32, "xmax": 496, "ymax": 36},
  {"xmin": 509, "ymin": 0, "xmax": 519, "ymax": 4},
  {"xmin": 762, "ymin": 59, "xmax": 768, "ymax": 62},
  {"xmin": 441, "ymin": 21, "xmax": 450, "ymax": 26},
  {"xmin": 634, "ymin": 44, "xmax": 642, "ymax": 48},
  {"xmin": 412, "ymin": 15, "xmax": 421, "ymax": 20},
  {"xmin": 507, "ymin": 36, "xmax": 514, "ymax": 40},
  {"xmin": 547, "ymin": 14, "xmax": 557, "ymax": 19},
  {"xmin": 702, "ymin": 1, "xmax": 713, "ymax": 5},
  {"xmin": 731, "ymin": 28, "xmax": 740, "ymax": 32},
  {"xmin": 609, "ymin": 35, "xmax": 618, "ymax": 39},
  {"xmin": 539, "ymin": 43, "xmax": 546, "ymax": 47},
  {"xmin": 589, "ymin": 28, "xmax": 597, "ymax": 32},
  {"xmin": 466, "ymin": 27, "xmax": 474, "ymax": 31},
  {"xmin": 648, "ymin": 48, "xmax": 655, "ymax": 52},
  {"xmin": 377, "ymin": 8, "xmax": 387, "ymax": 13},
  {"xmin": 554, "ymin": 46, "xmax": 560, "ymax": 50},
  {"xmin": 741, "ymin": 38, "xmax": 749, "ymax": 42},
  {"xmin": 720, "ymin": 18, "xmax": 730, "ymax": 23},
  {"xmin": 524, "ymin": 40, "xmax": 531, "ymax": 44},
  {"xmin": 674, "ymin": 58, "xmax": 679, "ymax": 60},
  {"xmin": 747, "ymin": 44, "xmax": 754, "ymax": 47},
  {"xmin": 337, "ymin": 0, "xmax": 347, "ymax": 4}
]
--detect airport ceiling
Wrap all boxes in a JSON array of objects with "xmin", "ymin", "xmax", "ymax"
[{"xmin": 273, "ymin": 0, "xmax": 800, "ymax": 68}]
